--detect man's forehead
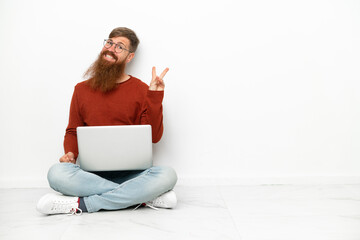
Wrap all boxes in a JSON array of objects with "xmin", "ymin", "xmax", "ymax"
[{"xmin": 109, "ymin": 36, "xmax": 130, "ymax": 47}]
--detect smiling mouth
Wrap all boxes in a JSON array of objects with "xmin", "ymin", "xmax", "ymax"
[
  {"xmin": 103, "ymin": 51, "xmax": 118, "ymax": 61},
  {"xmin": 105, "ymin": 54, "xmax": 115, "ymax": 60}
]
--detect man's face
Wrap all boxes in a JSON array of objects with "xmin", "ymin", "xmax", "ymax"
[
  {"xmin": 83, "ymin": 36, "xmax": 135, "ymax": 92},
  {"xmin": 101, "ymin": 36, "xmax": 134, "ymax": 64}
]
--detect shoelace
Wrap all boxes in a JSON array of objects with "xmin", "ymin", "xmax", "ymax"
[
  {"xmin": 133, "ymin": 203, "xmax": 159, "ymax": 211},
  {"xmin": 68, "ymin": 208, "xmax": 82, "ymax": 216},
  {"xmin": 51, "ymin": 202, "xmax": 82, "ymax": 216}
]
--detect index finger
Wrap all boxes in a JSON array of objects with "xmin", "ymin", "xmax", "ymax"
[
  {"xmin": 152, "ymin": 67, "xmax": 156, "ymax": 79},
  {"xmin": 159, "ymin": 68, "xmax": 169, "ymax": 79}
]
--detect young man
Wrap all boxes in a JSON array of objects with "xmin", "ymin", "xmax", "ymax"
[{"xmin": 36, "ymin": 27, "xmax": 177, "ymax": 215}]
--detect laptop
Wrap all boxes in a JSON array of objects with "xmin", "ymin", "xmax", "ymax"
[{"xmin": 76, "ymin": 125, "xmax": 153, "ymax": 171}]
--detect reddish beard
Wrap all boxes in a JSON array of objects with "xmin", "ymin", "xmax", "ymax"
[{"xmin": 84, "ymin": 51, "xmax": 126, "ymax": 93}]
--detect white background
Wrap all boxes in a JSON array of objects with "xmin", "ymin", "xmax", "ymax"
[{"xmin": 0, "ymin": 0, "xmax": 359, "ymax": 187}]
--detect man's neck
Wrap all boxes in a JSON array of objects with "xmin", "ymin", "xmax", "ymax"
[{"xmin": 116, "ymin": 74, "xmax": 130, "ymax": 83}]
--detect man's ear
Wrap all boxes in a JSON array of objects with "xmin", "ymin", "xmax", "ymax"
[{"xmin": 126, "ymin": 53, "xmax": 135, "ymax": 63}]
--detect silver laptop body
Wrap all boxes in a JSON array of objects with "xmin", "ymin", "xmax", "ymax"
[{"xmin": 76, "ymin": 125, "xmax": 153, "ymax": 171}]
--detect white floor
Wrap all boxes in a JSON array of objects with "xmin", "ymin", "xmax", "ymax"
[{"xmin": 1, "ymin": 184, "xmax": 360, "ymax": 240}]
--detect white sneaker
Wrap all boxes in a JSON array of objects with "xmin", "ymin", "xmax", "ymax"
[
  {"xmin": 145, "ymin": 190, "xmax": 177, "ymax": 210},
  {"xmin": 36, "ymin": 193, "xmax": 81, "ymax": 215}
]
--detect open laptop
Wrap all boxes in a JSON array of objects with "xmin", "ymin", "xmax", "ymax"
[{"xmin": 76, "ymin": 125, "xmax": 153, "ymax": 171}]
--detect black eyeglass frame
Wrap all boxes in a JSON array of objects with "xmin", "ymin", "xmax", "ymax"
[{"xmin": 103, "ymin": 39, "xmax": 132, "ymax": 53}]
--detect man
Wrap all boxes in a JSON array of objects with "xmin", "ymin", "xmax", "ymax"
[{"xmin": 36, "ymin": 27, "xmax": 177, "ymax": 215}]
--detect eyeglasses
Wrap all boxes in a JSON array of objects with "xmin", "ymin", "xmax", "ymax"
[{"xmin": 103, "ymin": 39, "xmax": 132, "ymax": 53}]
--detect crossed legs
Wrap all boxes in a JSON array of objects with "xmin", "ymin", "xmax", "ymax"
[{"xmin": 47, "ymin": 163, "xmax": 177, "ymax": 213}]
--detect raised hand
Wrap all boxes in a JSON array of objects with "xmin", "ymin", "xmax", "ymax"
[{"xmin": 149, "ymin": 67, "xmax": 169, "ymax": 91}]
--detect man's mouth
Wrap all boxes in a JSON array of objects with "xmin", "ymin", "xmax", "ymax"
[{"xmin": 103, "ymin": 51, "xmax": 118, "ymax": 62}]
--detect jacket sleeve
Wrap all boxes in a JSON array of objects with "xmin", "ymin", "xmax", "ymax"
[
  {"xmin": 140, "ymin": 90, "xmax": 164, "ymax": 143},
  {"xmin": 63, "ymin": 86, "xmax": 84, "ymax": 159}
]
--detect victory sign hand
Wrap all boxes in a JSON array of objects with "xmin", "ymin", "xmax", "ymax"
[{"xmin": 149, "ymin": 67, "xmax": 169, "ymax": 91}]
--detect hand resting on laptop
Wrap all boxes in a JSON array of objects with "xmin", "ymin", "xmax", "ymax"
[{"xmin": 60, "ymin": 152, "xmax": 75, "ymax": 164}]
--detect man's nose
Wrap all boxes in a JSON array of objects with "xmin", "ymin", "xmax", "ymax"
[{"xmin": 108, "ymin": 44, "xmax": 117, "ymax": 52}]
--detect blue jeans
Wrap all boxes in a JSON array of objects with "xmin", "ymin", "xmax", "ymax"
[{"xmin": 47, "ymin": 163, "xmax": 177, "ymax": 213}]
